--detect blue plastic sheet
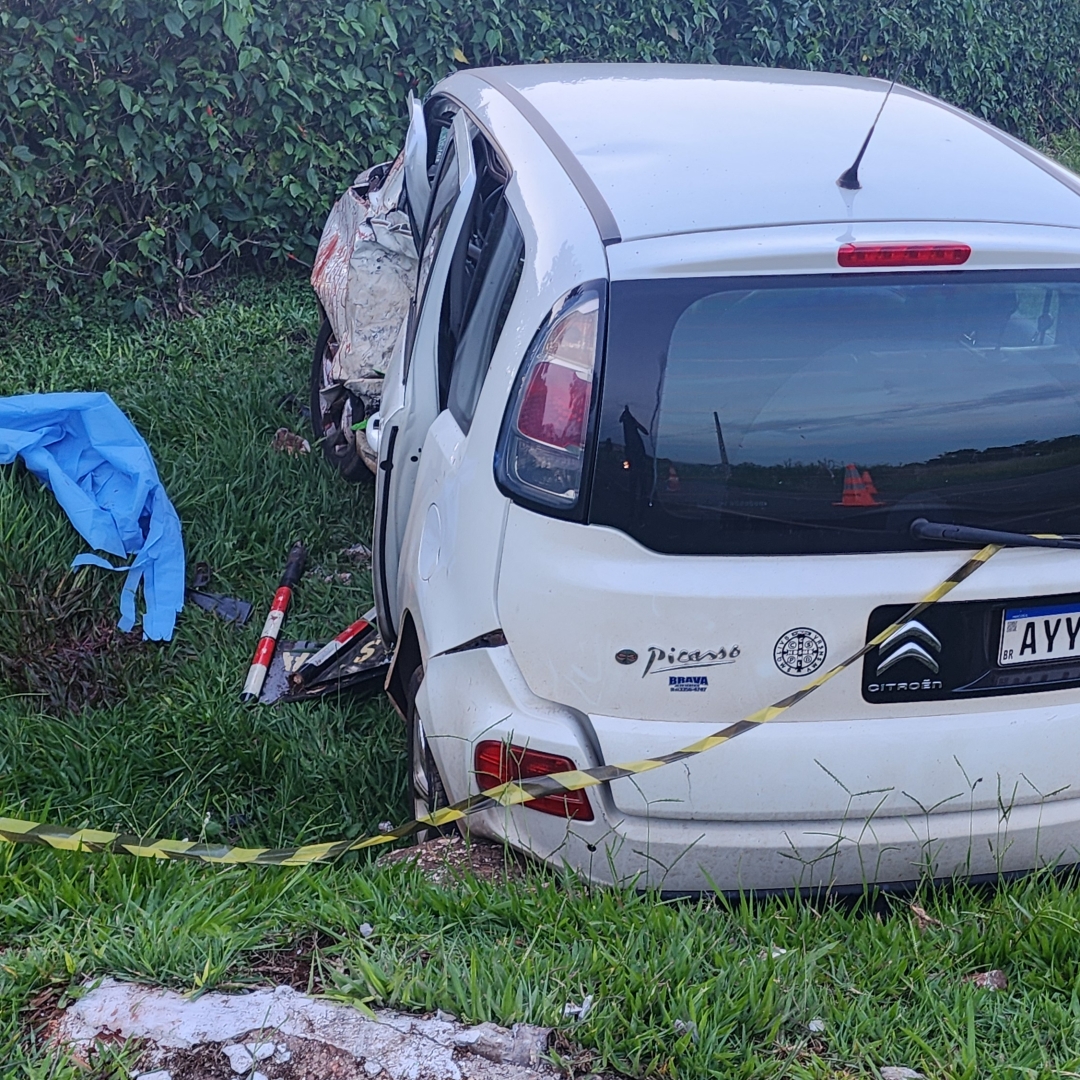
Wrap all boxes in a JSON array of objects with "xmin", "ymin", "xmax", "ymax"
[{"xmin": 0, "ymin": 392, "xmax": 185, "ymax": 641}]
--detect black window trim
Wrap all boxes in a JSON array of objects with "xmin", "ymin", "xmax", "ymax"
[{"xmin": 443, "ymin": 202, "xmax": 526, "ymax": 434}]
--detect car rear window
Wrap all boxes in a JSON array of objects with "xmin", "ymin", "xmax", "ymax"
[{"xmin": 589, "ymin": 271, "xmax": 1080, "ymax": 555}]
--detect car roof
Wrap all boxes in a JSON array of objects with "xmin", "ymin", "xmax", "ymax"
[{"xmin": 463, "ymin": 64, "xmax": 1080, "ymax": 244}]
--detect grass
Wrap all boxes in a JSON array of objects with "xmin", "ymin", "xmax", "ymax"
[{"xmin": 3, "ymin": 275, "xmax": 1080, "ymax": 1078}]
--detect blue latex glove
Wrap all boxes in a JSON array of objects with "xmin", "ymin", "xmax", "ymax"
[{"xmin": 0, "ymin": 392, "xmax": 185, "ymax": 641}]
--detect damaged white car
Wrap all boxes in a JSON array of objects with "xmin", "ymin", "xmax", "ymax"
[{"xmin": 313, "ymin": 63, "xmax": 1080, "ymax": 893}]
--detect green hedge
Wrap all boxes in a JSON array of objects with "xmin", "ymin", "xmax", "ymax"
[{"xmin": 3, "ymin": 0, "xmax": 1080, "ymax": 307}]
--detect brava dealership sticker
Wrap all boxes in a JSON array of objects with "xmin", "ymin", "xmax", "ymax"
[{"xmin": 774, "ymin": 628, "xmax": 827, "ymax": 676}]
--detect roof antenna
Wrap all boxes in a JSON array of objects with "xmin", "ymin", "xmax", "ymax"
[{"xmin": 836, "ymin": 71, "xmax": 902, "ymax": 191}]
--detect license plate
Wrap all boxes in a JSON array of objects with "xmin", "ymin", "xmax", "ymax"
[{"xmin": 999, "ymin": 603, "xmax": 1080, "ymax": 666}]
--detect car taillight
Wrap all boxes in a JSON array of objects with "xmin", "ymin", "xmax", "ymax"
[
  {"xmin": 474, "ymin": 740, "xmax": 594, "ymax": 821},
  {"xmin": 837, "ymin": 242, "xmax": 971, "ymax": 268},
  {"xmin": 496, "ymin": 283, "xmax": 605, "ymax": 509}
]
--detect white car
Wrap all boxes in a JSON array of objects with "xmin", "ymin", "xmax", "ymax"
[{"xmin": 366, "ymin": 63, "xmax": 1080, "ymax": 892}]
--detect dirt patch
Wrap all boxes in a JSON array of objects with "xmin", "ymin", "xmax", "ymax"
[
  {"xmin": 245, "ymin": 932, "xmax": 338, "ymax": 995},
  {"xmin": 378, "ymin": 836, "xmax": 528, "ymax": 885},
  {"xmin": 152, "ymin": 1031, "xmax": 370, "ymax": 1080},
  {"xmin": 0, "ymin": 571, "xmax": 148, "ymax": 710}
]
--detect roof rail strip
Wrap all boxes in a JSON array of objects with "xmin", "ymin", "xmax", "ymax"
[{"xmin": 471, "ymin": 69, "xmax": 622, "ymax": 246}]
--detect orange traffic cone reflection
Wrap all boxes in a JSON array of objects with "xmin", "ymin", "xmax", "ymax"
[{"xmin": 835, "ymin": 463, "xmax": 882, "ymax": 506}]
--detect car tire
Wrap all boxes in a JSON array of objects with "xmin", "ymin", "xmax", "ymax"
[
  {"xmin": 406, "ymin": 668, "xmax": 455, "ymax": 840},
  {"xmin": 310, "ymin": 316, "xmax": 376, "ymax": 482}
]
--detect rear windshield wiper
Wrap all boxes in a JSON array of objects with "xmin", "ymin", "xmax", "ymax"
[{"xmin": 911, "ymin": 517, "xmax": 1080, "ymax": 551}]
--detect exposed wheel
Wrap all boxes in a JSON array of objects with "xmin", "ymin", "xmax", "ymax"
[
  {"xmin": 310, "ymin": 315, "xmax": 376, "ymax": 482},
  {"xmin": 406, "ymin": 668, "xmax": 455, "ymax": 840}
]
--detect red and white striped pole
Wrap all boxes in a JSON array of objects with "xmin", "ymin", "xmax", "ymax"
[
  {"xmin": 240, "ymin": 541, "xmax": 307, "ymax": 704},
  {"xmin": 288, "ymin": 610, "xmax": 375, "ymax": 691}
]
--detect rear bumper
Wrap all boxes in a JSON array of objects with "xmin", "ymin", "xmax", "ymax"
[{"xmin": 418, "ymin": 645, "xmax": 1080, "ymax": 892}]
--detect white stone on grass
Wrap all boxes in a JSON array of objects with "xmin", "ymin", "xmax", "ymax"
[{"xmin": 55, "ymin": 977, "xmax": 554, "ymax": 1080}]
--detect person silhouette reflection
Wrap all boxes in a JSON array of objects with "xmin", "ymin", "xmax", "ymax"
[{"xmin": 619, "ymin": 405, "xmax": 651, "ymax": 510}]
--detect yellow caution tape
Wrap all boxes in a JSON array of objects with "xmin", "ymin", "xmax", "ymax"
[{"xmin": 0, "ymin": 544, "xmax": 1001, "ymax": 866}]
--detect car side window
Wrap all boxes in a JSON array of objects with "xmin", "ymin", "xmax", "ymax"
[
  {"xmin": 438, "ymin": 136, "xmax": 525, "ymax": 433},
  {"xmin": 414, "ymin": 139, "xmax": 458, "ymax": 314}
]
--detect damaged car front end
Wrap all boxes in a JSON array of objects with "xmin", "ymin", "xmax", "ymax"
[{"xmin": 310, "ymin": 151, "xmax": 416, "ymax": 478}]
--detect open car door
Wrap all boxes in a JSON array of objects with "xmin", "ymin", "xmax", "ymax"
[
  {"xmin": 403, "ymin": 93, "xmax": 430, "ymax": 242},
  {"xmin": 373, "ymin": 108, "xmax": 477, "ymax": 642}
]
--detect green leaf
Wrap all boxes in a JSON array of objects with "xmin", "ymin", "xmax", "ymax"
[
  {"xmin": 276, "ymin": 58, "xmax": 291, "ymax": 84},
  {"xmin": 381, "ymin": 14, "xmax": 398, "ymax": 46},
  {"xmin": 117, "ymin": 125, "xmax": 137, "ymax": 157},
  {"xmin": 222, "ymin": 7, "xmax": 246, "ymax": 49},
  {"xmin": 118, "ymin": 83, "xmax": 133, "ymax": 112},
  {"xmin": 163, "ymin": 11, "xmax": 185, "ymax": 36},
  {"xmin": 12, "ymin": 145, "xmax": 33, "ymax": 162},
  {"xmin": 188, "ymin": 161, "xmax": 203, "ymax": 185}
]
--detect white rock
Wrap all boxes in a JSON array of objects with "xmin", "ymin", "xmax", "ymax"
[
  {"xmin": 245, "ymin": 1041, "xmax": 275, "ymax": 1062},
  {"xmin": 252, "ymin": 1073, "xmax": 269, "ymax": 1080},
  {"xmin": 221, "ymin": 1043, "xmax": 254, "ymax": 1073},
  {"xmin": 274, "ymin": 1044, "xmax": 292, "ymax": 1062},
  {"xmin": 562, "ymin": 994, "xmax": 595, "ymax": 1020},
  {"xmin": 136, "ymin": 1072, "xmax": 172, "ymax": 1080},
  {"xmin": 359, "ymin": 922, "xmax": 374, "ymax": 938},
  {"xmin": 673, "ymin": 1019, "xmax": 698, "ymax": 1042},
  {"xmin": 808, "ymin": 1018, "xmax": 826, "ymax": 1033},
  {"xmin": 54, "ymin": 977, "xmax": 555, "ymax": 1080},
  {"xmin": 881, "ymin": 1069, "xmax": 924, "ymax": 1080}
]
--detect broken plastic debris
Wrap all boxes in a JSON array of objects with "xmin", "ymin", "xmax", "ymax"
[
  {"xmin": 909, "ymin": 903, "xmax": 943, "ymax": 932},
  {"xmin": 808, "ymin": 1018, "xmax": 826, "ymax": 1033},
  {"xmin": 359, "ymin": 922, "xmax": 374, "ymax": 938},
  {"xmin": 965, "ymin": 969, "xmax": 1008, "ymax": 990},
  {"xmin": 563, "ymin": 994, "xmax": 594, "ymax": 1020},
  {"xmin": 674, "ymin": 1019, "xmax": 699, "ymax": 1042},
  {"xmin": 341, "ymin": 542, "xmax": 372, "ymax": 563},
  {"xmin": 271, "ymin": 427, "xmax": 311, "ymax": 455}
]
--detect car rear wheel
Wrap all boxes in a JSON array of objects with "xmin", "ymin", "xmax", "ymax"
[
  {"xmin": 310, "ymin": 316, "xmax": 376, "ymax": 482},
  {"xmin": 407, "ymin": 669, "xmax": 455, "ymax": 840}
]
